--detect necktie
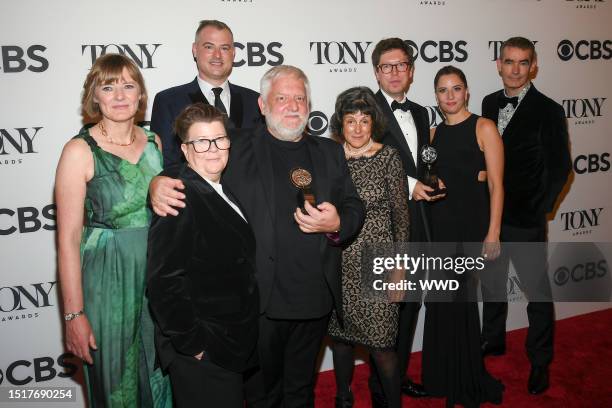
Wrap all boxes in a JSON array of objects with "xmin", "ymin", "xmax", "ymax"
[
  {"xmin": 498, "ymin": 95, "xmax": 519, "ymax": 109},
  {"xmin": 212, "ymin": 87, "xmax": 227, "ymax": 114},
  {"xmin": 391, "ymin": 99, "xmax": 410, "ymax": 112}
]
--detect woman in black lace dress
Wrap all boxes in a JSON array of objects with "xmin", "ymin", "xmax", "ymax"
[
  {"xmin": 422, "ymin": 65, "xmax": 505, "ymax": 407},
  {"xmin": 327, "ymin": 87, "xmax": 410, "ymax": 408}
]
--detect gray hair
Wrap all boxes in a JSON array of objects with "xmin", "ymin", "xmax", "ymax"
[{"xmin": 259, "ymin": 65, "xmax": 311, "ymax": 105}]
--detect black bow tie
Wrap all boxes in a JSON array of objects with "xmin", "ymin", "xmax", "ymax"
[
  {"xmin": 498, "ymin": 95, "xmax": 519, "ymax": 109},
  {"xmin": 391, "ymin": 99, "xmax": 410, "ymax": 112}
]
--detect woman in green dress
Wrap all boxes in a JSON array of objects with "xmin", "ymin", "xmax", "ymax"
[{"xmin": 55, "ymin": 54, "xmax": 172, "ymax": 407}]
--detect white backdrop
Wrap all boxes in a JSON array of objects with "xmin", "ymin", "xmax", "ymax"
[{"xmin": 1, "ymin": 0, "xmax": 611, "ymax": 406}]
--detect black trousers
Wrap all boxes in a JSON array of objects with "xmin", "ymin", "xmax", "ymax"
[
  {"xmin": 245, "ymin": 314, "xmax": 329, "ymax": 408},
  {"xmin": 481, "ymin": 223, "xmax": 554, "ymax": 368},
  {"xmin": 168, "ymin": 352, "xmax": 244, "ymax": 408}
]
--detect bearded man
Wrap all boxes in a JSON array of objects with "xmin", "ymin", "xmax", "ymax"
[{"xmin": 150, "ymin": 65, "xmax": 365, "ymax": 407}]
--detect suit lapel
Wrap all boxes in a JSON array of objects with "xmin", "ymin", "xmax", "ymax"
[
  {"xmin": 229, "ymin": 83, "xmax": 244, "ymax": 128},
  {"xmin": 501, "ymin": 85, "xmax": 537, "ymax": 139},
  {"xmin": 486, "ymin": 91, "xmax": 502, "ymax": 125},
  {"xmin": 187, "ymin": 78, "xmax": 210, "ymax": 105},
  {"xmin": 376, "ymin": 90, "xmax": 417, "ymax": 174},
  {"xmin": 408, "ymin": 100, "xmax": 429, "ymax": 173},
  {"xmin": 305, "ymin": 136, "xmax": 329, "ymax": 204},
  {"xmin": 182, "ymin": 165, "xmax": 253, "ymax": 249},
  {"xmin": 251, "ymin": 128, "xmax": 277, "ymax": 225}
]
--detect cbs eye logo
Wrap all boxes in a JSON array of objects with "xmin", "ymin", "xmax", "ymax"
[
  {"xmin": 557, "ymin": 39, "xmax": 612, "ymax": 61},
  {"xmin": 557, "ymin": 40, "xmax": 574, "ymax": 61},
  {"xmin": 306, "ymin": 111, "xmax": 329, "ymax": 137}
]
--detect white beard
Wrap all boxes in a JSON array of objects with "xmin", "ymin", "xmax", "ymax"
[{"xmin": 265, "ymin": 114, "xmax": 308, "ymax": 141}]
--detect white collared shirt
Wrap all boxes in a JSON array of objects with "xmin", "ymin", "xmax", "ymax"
[
  {"xmin": 202, "ymin": 177, "xmax": 247, "ymax": 222},
  {"xmin": 197, "ymin": 77, "xmax": 232, "ymax": 117},
  {"xmin": 381, "ymin": 90, "xmax": 418, "ymax": 199}
]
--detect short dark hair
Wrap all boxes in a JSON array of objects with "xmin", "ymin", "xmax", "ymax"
[
  {"xmin": 81, "ymin": 53, "xmax": 147, "ymax": 118},
  {"xmin": 371, "ymin": 38, "xmax": 414, "ymax": 69},
  {"xmin": 195, "ymin": 20, "xmax": 233, "ymax": 41},
  {"xmin": 174, "ymin": 103, "xmax": 228, "ymax": 143},
  {"xmin": 330, "ymin": 86, "xmax": 386, "ymax": 142},
  {"xmin": 500, "ymin": 36, "xmax": 536, "ymax": 61},
  {"xmin": 434, "ymin": 65, "xmax": 468, "ymax": 89}
]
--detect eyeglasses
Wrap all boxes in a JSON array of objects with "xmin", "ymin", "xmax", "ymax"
[
  {"xmin": 184, "ymin": 136, "xmax": 230, "ymax": 153},
  {"xmin": 377, "ymin": 62, "xmax": 411, "ymax": 74}
]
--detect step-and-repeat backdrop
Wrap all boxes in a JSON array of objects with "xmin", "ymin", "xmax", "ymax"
[{"xmin": 1, "ymin": 0, "xmax": 610, "ymax": 405}]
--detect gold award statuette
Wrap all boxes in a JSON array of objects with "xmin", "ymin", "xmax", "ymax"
[{"xmin": 290, "ymin": 167, "xmax": 316, "ymax": 208}]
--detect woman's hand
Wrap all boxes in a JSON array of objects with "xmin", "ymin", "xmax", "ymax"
[
  {"xmin": 482, "ymin": 234, "xmax": 501, "ymax": 261},
  {"xmin": 65, "ymin": 316, "xmax": 97, "ymax": 364}
]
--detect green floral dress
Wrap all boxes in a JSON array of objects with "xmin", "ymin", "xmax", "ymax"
[{"xmin": 76, "ymin": 127, "xmax": 172, "ymax": 407}]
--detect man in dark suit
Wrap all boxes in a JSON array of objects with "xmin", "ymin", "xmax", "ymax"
[
  {"xmin": 481, "ymin": 36, "xmax": 572, "ymax": 395},
  {"xmin": 150, "ymin": 65, "xmax": 365, "ymax": 408},
  {"xmin": 369, "ymin": 37, "xmax": 442, "ymax": 405},
  {"xmin": 151, "ymin": 19, "xmax": 262, "ymax": 168}
]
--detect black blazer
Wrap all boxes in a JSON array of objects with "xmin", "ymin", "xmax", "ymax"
[
  {"xmin": 150, "ymin": 78, "xmax": 263, "ymax": 168},
  {"xmin": 146, "ymin": 164, "xmax": 259, "ymax": 373},
  {"xmin": 376, "ymin": 90, "xmax": 432, "ymax": 242},
  {"xmin": 482, "ymin": 85, "xmax": 572, "ymax": 228}
]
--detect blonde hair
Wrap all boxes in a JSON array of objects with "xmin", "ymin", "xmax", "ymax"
[{"xmin": 81, "ymin": 53, "xmax": 147, "ymax": 118}]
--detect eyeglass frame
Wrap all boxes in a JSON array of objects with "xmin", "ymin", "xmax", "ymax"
[
  {"xmin": 376, "ymin": 61, "xmax": 412, "ymax": 74},
  {"xmin": 183, "ymin": 136, "xmax": 231, "ymax": 153}
]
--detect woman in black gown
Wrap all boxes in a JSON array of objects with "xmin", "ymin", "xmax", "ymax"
[{"xmin": 422, "ymin": 66, "xmax": 505, "ymax": 407}]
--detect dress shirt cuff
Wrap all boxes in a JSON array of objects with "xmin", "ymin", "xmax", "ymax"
[{"xmin": 407, "ymin": 176, "xmax": 418, "ymax": 200}]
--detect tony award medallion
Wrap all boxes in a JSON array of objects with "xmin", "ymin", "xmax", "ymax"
[
  {"xmin": 421, "ymin": 145, "xmax": 446, "ymax": 196},
  {"xmin": 290, "ymin": 167, "xmax": 316, "ymax": 210}
]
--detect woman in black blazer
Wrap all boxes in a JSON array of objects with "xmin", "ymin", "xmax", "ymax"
[{"xmin": 147, "ymin": 103, "xmax": 259, "ymax": 408}]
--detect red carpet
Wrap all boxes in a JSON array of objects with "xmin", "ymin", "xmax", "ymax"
[{"xmin": 314, "ymin": 308, "xmax": 612, "ymax": 407}]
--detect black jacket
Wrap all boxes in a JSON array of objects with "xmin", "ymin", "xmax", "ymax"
[
  {"xmin": 222, "ymin": 126, "xmax": 365, "ymax": 318},
  {"xmin": 147, "ymin": 164, "xmax": 259, "ymax": 373},
  {"xmin": 482, "ymin": 85, "xmax": 572, "ymax": 227},
  {"xmin": 376, "ymin": 90, "xmax": 431, "ymax": 242},
  {"xmin": 150, "ymin": 78, "xmax": 263, "ymax": 167}
]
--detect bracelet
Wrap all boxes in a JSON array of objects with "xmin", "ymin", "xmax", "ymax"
[{"xmin": 64, "ymin": 310, "xmax": 84, "ymax": 321}]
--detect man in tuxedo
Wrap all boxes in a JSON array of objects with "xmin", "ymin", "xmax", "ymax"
[
  {"xmin": 150, "ymin": 65, "xmax": 365, "ymax": 407},
  {"xmin": 481, "ymin": 36, "xmax": 572, "ymax": 395},
  {"xmin": 151, "ymin": 19, "xmax": 262, "ymax": 167},
  {"xmin": 369, "ymin": 37, "xmax": 441, "ymax": 405}
]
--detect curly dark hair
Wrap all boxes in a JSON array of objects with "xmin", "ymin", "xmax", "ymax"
[{"xmin": 329, "ymin": 86, "xmax": 386, "ymax": 142}]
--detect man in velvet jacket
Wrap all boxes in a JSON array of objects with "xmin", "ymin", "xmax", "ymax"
[
  {"xmin": 481, "ymin": 37, "xmax": 572, "ymax": 395},
  {"xmin": 369, "ymin": 37, "xmax": 437, "ymax": 403},
  {"xmin": 150, "ymin": 65, "xmax": 365, "ymax": 408},
  {"xmin": 150, "ymin": 20, "xmax": 262, "ymax": 168}
]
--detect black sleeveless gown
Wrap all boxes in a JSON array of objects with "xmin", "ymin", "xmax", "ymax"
[{"xmin": 422, "ymin": 114, "xmax": 504, "ymax": 407}]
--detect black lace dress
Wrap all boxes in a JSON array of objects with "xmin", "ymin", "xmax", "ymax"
[{"xmin": 328, "ymin": 145, "xmax": 410, "ymax": 349}]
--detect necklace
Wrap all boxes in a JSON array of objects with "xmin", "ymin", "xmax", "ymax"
[
  {"xmin": 344, "ymin": 138, "xmax": 374, "ymax": 158},
  {"xmin": 98, "ymin": 121, "xmax": 136, "ymax": 146}
]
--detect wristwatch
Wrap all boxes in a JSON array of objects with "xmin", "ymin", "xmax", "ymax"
[{"xmin": 64, "ymin": 310, "xmax": 84, "ymax": 321}]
